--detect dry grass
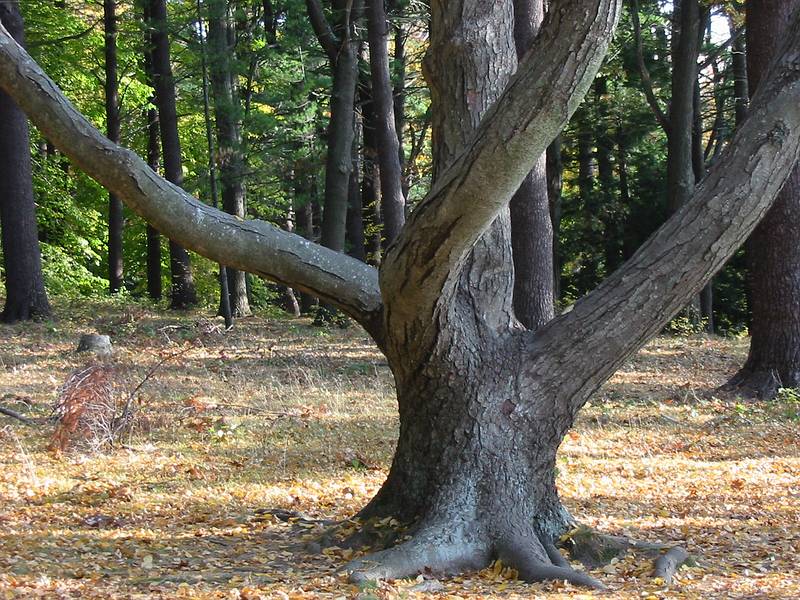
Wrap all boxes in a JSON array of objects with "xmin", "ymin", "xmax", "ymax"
[{"xmin": 0, "ymin": 298, "xmax": 798, "ymax": 599}]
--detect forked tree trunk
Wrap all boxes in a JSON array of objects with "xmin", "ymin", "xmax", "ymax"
[
  {"xmin": 726, "ymin": 0, "xmax": 800, "ymax": 398},
  {"xmin": 0, "ymin": 1, "xmax": 50, "ymax": 323}
]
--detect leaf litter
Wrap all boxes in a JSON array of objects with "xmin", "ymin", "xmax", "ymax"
[{"xmin": 0, "ymin": 300, "xmax": 798, "ymax": 599}]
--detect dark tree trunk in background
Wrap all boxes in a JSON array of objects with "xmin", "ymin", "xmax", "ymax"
[
  {"xmin": 547, "ymin": 136, "xmax": 563, "ymax": 304},
  {"xmin": 148, "ymin": 0, "xmax": 197, "ymax": 309},
  {"xmin": 293, "ymin": 162, "xmax": 318, "ymax": 314},
  {"xmin": 367, "ymin": 0, "xmax": 405, "ymax": 246},
  {"xmin": 359, "ymin": 73, "xmax": 383, "ymax": 264},
  {"xmin": 346, "ymin": 108, "xmax": 366, "ymax": 261},
  {"xmin": 390, "ymin": 8, "xmax": 407, "ymax": 198},
  {"xmin": 595, "ymin": 76, "xmax": 623, "ymax": 275},
  {"xmin": 731, "ymin": 19, "xmax": 748, "ymax": 127},
  {"xmin": 508, "ymin": 0, "xmax": 554, "ymax": 331},
  {"xmin": 575, "ymin": 105, "xmax": 598, "ymax": 288},
  {"xmin": 666, "ymin": 0, "xmax": 700, "ymax": 214},
  {"xmin": 104, "ymin": 0, "xmax": 124, "ymax": 293},
  {"xmin": 142, "ymin": 2, "xmax": 162, "ymax": 301},
  {"xmin": 145, "ymin": 106, "xmax": 162, "ymax": 300},
  {"xmin": 693, "ymin": 79, "xmax": 714, "ymax": 332},
  {"xmin": 726, "ymin": 0, "xmax": 800, "ymax": 398},
  {"xmin": 0, "ymin": 1, "xmax": 50, "ymax": 322},
  {"xmin": 208, "ymin": 0, "xmax": 251, "ymax": 317}
]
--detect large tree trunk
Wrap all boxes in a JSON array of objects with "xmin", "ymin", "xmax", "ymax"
[
  {"xmin": 207, "ymin": 0, "xmax": 250, "ymax": 317},
  {"xmin": 726, "ymin": 0, "xmax": 800, "ymax": 398},
  {"xmin": 509, "ymin": 0, "xmax": 554, "ymax": 331},
  {"xmin": 104, "ymin": 0, "xmax": 124, "ymax": 294},
  {"xmin": 350, "ymin": 0, "xmax": 594, "ymax": 586},
  {"xmin": 148, "ymin": 0, "xmax": 197, "ymax": 309},
  {"xmin": 0, "ymin": 1, "xmax": 50, "ymax": 323}
]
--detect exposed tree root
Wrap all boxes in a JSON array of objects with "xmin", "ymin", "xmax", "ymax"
[
  {"xmin": 653, "ymin": 546, "xmax": 690, "ymax": 584},
  {"xmin": 0, "ymin": 405, "xmax": 35, "ymax": 426},
  {"xmin": 563, "ymin": 525, "xmax": 691, "ymax": 585},
  {"xmin": 719, "ymin": 366, "xmax": 796, "ymax": 400},
  {"xmin": 496, "ymin": 534, "xmax": 606, "ymax": 590},
  {"xmin": 345, "ymin": 528, "xmax": 489, "ymax": 583}
]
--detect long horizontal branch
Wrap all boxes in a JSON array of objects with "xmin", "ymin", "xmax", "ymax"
[
  {"xmin": 526, "ymin": 8, "xmax": 800, "ymax": 418},
  {"xmin": 380, "ymin": 0, "xmax": 622, "ymax": 328},
  {"xmin": 0, "ymin": 23, "xmax": 383, "ymax": 338}
]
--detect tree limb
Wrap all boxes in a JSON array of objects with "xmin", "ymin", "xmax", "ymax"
[
  {"xmin": 380, "ymin": 0, "xmax": 622, "ymax": 332},
  {"xmin": 305, "ymin": 0, "xmax": 339, "ymax": 62},
  {"xmin": 630, "ymin": 0, "xmax": 670, "ymax": 134},
  {"xmin": 0, "ymin": 23, "xmax": 383, "ymax": 341},
  {"xmin": 526, "ymin": 8, "xmax": 800, "ymax": 419},
  {"xmin": 0, "ymin": 405, "xmax": 35, "ymax": 426}
]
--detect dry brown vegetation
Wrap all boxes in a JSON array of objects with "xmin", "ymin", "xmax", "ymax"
[{"xmin": 0, "ymin": 298, "xmax": 798, "ymax": 599}]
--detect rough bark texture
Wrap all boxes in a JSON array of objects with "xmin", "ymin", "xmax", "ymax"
[
  {"xmin": 0, "ymin": 1, "xmax": 50, "ymax": 323},
  {"xmin": 207, "ymin": 0, "xmax": 250, "ymax": 317},
  {"xmin": 4, "ymin": 0, "xmax": 800, "ymax": 587},
  {"xmin": 547, "ymin": 136, "xmax": 563, "ymax": 302},
  {"xmin": 509, "ymin": 0, "xmax": 554, "ymax": 330},
  {"xmin": 148, "ymin": 0, "xmax": 197, "ymax": 309},
  {"xmin": 104, "ymin": 0, "xmax": 124, "ymax": 294},
  {"xmin": 726, "ymin": 0, "xmax": 800, "ymax": 398},
  {"xmin": 367, "ymin": 0, "xmax": 405, "ymax": 245}
]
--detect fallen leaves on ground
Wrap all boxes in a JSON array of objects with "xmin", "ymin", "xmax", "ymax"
[{"xmin": 0, "ymin": 299, "xmax": 798, "ymax": 599}]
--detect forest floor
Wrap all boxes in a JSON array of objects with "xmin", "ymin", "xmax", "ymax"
[{"xmin": 0, "ymin": 298, "xmax": 798, "ymax": 600}]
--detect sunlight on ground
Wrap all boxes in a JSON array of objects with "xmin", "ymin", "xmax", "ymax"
[{"xmin": 0, "ymin": 300, "xmax": 798, "ymax": 599}]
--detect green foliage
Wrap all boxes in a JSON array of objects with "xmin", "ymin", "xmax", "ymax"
[{"xmin": 776, "ymin": 388, "xmax": 800, "ymax": 421}]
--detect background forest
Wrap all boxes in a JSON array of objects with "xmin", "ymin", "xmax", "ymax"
[{"xmin": 1, "ymin": 0, "xmax": 750, "ymax": 333}]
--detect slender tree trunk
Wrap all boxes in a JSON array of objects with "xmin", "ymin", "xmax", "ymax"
[
  {"xmin": 692, "ymin": 79, "xmax": 714, "ymax": 332},
  {"xmin": 346, "ymin": 107, "xmax": 366, "ymax": 261},
  {"xmin": 360, "ymin": 73, "xmax": 382, "ymax": 264},
  {"xmin": 316, "ymin": 1, "xmax": 363, "ymax": 255},
  {"xmin": 0, "ymin": 1, "xmax": 50, "ymax": 322},
  {"xmin": 547, "ymin": 137, "xmax": 563, "ymax": 304},
  {"xmin": 104, "ymin": 0, "xmax": 124, "ymax": 293},
  {"xmin": 148, "ymin": 0, "xmax": 197, "ymax": 309},
  {"xmin": 145, "ymin": 106, "xmax": 162, "ymax": 300},
  {"xmin": 391, "ymin": 16, "xmax": 407, "ymax": 198},
  {"xmin": 293, "ymin": 161, "xmax": 318, "ymax": 314},
  {"xmin": 142, "ymin": 1, "xmax": 162, "ymax": 301},
  {"xmin": 726, "ymin": 0, "xmax": 800, "ymax": 397},
  {"xmin": 595, "ymin": 76, "xmax": 622, "ymax": 275},
  {"xmin": 575, "ymin": 104, "xmax": 598, "ymax": 289},
  {"xmin": 367, "ymin": 0, "xmax": 405, "ymax": 245},
  {"xmin": 207, "ymin": 0, "xmax": 250, "ymax": 317},
  {"xmin": 508, "ymin": 0, "xmax": 553, "ymax": 331}
]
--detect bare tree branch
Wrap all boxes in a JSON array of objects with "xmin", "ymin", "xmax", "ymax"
[
  {"xmin": 0, "ymin": 22, "xmax": 383, "ymax": 340},
  {"xmin": 305, "ymin": 0, "xmax": 339, "ymax": 62}
]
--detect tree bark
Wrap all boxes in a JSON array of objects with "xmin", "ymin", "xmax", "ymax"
[
  {"xmin": 104, "ymin": 0, "xmax": 124, "ymax": 294},
  {"xmin": 346, "ymin": 106, "xmax": 366, "ymax": 261},
  {"xmin": 509, "ymin": 0, "xmax": 554, "ymax": 331},
  {"xmin": 207, "ymin": 0, "xmax": 250, "ymax": 317},
  {"xmin": 726, "ymin": 0, "xmax": 800, "ymax": 398},
  {"xmin": 148, "ymin": 0, "xmax": 197, "ymax": 309},
  {"xmin": 547, "ymin": 136, "xmax": 563, "ymax": 303},
  {"xmin": 367, "ymin": 0, "xmax": 405, "ymax": 246},
  {"xmin": 0, "ymin": 1, "xmax": 50, "ymax": 323}
]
